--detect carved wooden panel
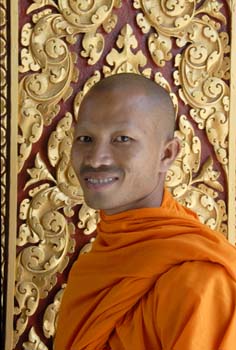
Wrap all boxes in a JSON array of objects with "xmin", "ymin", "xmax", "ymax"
[{"xmin": 1, "ymin": 1, "xmax": 236, "ymax": 349}]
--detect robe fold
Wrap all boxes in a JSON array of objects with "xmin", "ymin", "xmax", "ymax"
[{"xmin": 54, "ymin": 189, "xmax": 236, "ymax": 350}]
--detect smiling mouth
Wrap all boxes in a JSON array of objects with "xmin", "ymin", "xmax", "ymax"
[
  {"xmin": 86, "ymin": 177, "xmax": 117, "ymax": 184},
  {"xmin": 84, "ymin": 176, "xmax": 119, "ymax": 189}
]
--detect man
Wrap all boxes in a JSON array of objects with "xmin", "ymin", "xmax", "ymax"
[{"xmin": 54, "ymin": 73, "xmax": 236, "ymax": 350}]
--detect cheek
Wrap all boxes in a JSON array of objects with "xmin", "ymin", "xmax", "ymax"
[
  {"xmin": 130, "ymin": 153, "xmax": 161, "ymax": 183},
  {"xmin": 71, "ymin": 146, "xmax": 81, "ymax": 174},
  {"xmin": 130, "ymin": 149, "xmax": 160, "ymax": 170}
]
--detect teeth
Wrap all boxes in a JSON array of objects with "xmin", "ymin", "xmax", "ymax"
[{"xmin": 87, "ymin": 177, "xmax": 115, "ymax": 184}]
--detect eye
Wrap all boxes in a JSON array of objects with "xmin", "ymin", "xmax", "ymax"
[
  {"xmin": 76, "ymin": 135, "xmax": 92, "ymax": 143},
  {"xmin": 114, "ymin": 136, "xmax": 132, "ymax": 143}
]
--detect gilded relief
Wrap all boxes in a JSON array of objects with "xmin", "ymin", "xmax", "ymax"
[
  {"xmin": 0, "ymin": 0, "xmax": 7, "ymax": 325},
  {"xmin": 135, "ymin": 0, "xmax": 230, "ymax": 171},
  {"xmin": 14, "ymin": 0, "xmax": 233, "ymax": 349},
  {"xmin": 18, "ymin": 0, "xmax": 121, "ymax": 172}
]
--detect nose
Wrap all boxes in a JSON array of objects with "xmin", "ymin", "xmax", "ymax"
[{"xmin": 85, "ymin": 140, "xmax": 113, "ymax": 168}]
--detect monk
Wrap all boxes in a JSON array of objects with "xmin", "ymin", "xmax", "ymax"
[{"xmin": 54, "ymin": 74, "xmax": 236, "ymax": 350}]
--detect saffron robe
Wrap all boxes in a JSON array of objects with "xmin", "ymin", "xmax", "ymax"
[{"xmin": 54, "ymin": 190, "xmax": 236, "ymax": 350}]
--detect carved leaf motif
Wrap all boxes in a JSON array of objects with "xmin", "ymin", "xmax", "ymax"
[
  {"xmin": 25, "ymin": 153, "xmax": 56, "ymax": 189},
  {"xmin": 74, "ymin": 70, "xmax": 101, "ymax": 119},
  {"xmin": 117, "ymin": 24, "xmax": 138, "ymax": 49},
  {"xmin": 176, "ymin": 115, "xmax": 201, "ymax": 175},
  {"xmin": 14, "ymin": 282, "xmax": 40, "ymax": 346},
  {"xmin": 81, "ymin": 32, "xmax": 105, "ymax": 65},
  {"xmin": 103, "ymin": 24, "xmax": 147, "ymax": 76},
  {"xmin": 21, "ymin": 23, "xmax": 33, "ymax": 47},
  {"xmin": 102, "ymin": 13, "xmax": 118, "ymax": 33},
  {"xmin": 19, "ymin": 48, "xmax": 41, "ymax": 73},
  {"xmin": 32, "ymin": 9, "xmax": 53, "ymax": 24},
  {"xmin": 43, "ymin": 286, "xmax": 65, "ymax": 338},
  {"xmin": 133, "ymin": 0, "xmax": 142, "ymax": 10},
  {"xmin": 148, "ymin": 32, "xmax": 172, "ymax": 67},
  {"xmin": 193, "ymin": 157, "xmax": 223, "ymax": 192},
  {"xmin": 195, "ymin": 0, "xmax": 226, "ymax": 24},
  {"xmin": 154, "ymin": 72, "xmax": 171, "ymax": 92},
  {"xmin": 23, "ymin": 327, "xmax": 48, "ymax": 350},
  {"xmin": 48, "ymin": 112, "xmax": 73, "ymax": 167},
  {"xmin": 77, "ymin": 203, "xmax": 99, "ymax": 235},
  {"xmin": 154, "ymin": 72, "xmax": 178, "ymax": 116},
  {"xmin": 58, "ymin": 0, "xmax": 115, "ymax": 29},
  {"xmin": 27, "ymin": 0, "xmax": 58, "ymax": 14},
  {"xmin": 19, "ymin": 23, "xmax": 42, "ymax": 73},
  {"xmin": 136, "ymin": 0, "xmax": 195, "ymax": 36},
  {"xmin": 166, "ymin": 115, "xmax": 226, "ymax": 232},
  {"xmin": 79, "ymin": 238, "xmax": 96, "ymax": 255},
  {"xmin": 136, "ymin": 13, "xmax": 151, "ymax": 34}
]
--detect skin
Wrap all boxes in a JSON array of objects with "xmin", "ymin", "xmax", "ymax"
[{"xmin": 71, "ymin": 73, "xmax": 180, "ymax": 214}]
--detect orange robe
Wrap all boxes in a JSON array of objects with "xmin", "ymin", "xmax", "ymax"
[{"xmin": 54, "ymin": 189, "xmax": 236, "ymax": 350}]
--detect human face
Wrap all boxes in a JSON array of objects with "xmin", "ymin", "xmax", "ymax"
[{"xmin": 71, "ymin": 89, "xmax": 169, "ymax": 214}]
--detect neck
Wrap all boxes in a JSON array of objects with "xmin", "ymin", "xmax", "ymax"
[{"xmin": 104, "ymin": 185, "xmax": 165, "ymax": 216}]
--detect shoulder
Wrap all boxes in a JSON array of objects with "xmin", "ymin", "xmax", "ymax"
[
  {"xmin": 156, "ymin": 260, "xmax": 236, "ymax": 302},
  {"xmin": 154, "ymin": 262, "xmax": 236, "ymax": 349}
]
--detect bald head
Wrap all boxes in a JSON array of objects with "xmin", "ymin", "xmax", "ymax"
[{"xmin": 80, "ymin": 73, "xmax": 176, "ymax": 140}]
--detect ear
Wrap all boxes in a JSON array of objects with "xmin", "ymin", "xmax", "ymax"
[{"xmin": 159, "ymin": 137, "xmax": 181, "ymax": 172}]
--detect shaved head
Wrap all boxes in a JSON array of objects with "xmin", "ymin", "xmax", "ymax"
[{"xmin": 80, "ymin": 73, "xmax": 176, "ymax": 140}]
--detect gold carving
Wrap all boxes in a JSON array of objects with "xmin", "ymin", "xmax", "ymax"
[
  {"xmin": 103, "ymin": 24, "xmax": 151, "ymax": 77},
  {"xmin": 58, "ymin": 0, "xmax": 116, "ymax": 29},
  {"xmin": 23, "ymin": 327, "xmax": 48, "ymax": 350},
  {"xmin": 102, "ymin": 12, "xmax": 118, "ymax": 33},
  {"xmin": 18, "ymin": 11, "xmax": 79, "ymax": 172},
  {"xmin": 0, "ymin": 0, "xmax": 7, "ymax": 324},
  {"xmin": 79, "ymin": 238, "xmax": 96, "ymax": 255},
  {"xmin": 74, "ymin": 70, "xmax": 102, "ymax": 120},
  {"xmin": 81, "ymin": 32, "xmax": 105, "ymax": 64},
  {"xmin": 18, "ymin": 0, "xmax": 121, "ymax": 173},
  {"xmin": 15, "ymin": 112, "xmax": 98, "ymax": 343},
  {"xmin": 135, "ymin": 0, "xmax": 230, "ymax": 172},
  {"xmin": 43, "ymin": 286, "xmax": 65, "ymax": 339},
  {"xmin": 148, "ymin": 32, "xmax": 172, "ymax": 67},
  {"xmin": 41, "ymin": 243, "xmax": 95, "ymax": 340},
  {"xmin": 14, "ymin": 1, "xmax": 233, "ymax": 349},
  {"xmin": 166, "ymin": 115, "xmax": 227, "ymax": 234},
  {"xmin": 14, "ymin": 282, "xmax": 40, "ymax": 346}
]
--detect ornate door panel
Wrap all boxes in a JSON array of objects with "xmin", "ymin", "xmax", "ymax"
[{"xmin": 1, "ymin": 1, "xmax": 236, "ymax": 349}]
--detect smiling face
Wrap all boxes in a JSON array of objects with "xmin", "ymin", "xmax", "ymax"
[{"xmin": 71, "ymin": 75, "xmax": 179, "ymax": 214}]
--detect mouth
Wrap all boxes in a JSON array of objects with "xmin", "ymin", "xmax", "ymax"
[{"xmin": 83, "ymin": 175, "xmax": 119, "ymax": 190}]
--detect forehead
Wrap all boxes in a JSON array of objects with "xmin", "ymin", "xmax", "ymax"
[{"xmin": 76, "ymin": 88, "xmax": 159, "ymax": 128}]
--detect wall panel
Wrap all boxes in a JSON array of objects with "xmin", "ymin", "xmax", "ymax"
[{"xmin": 1, "ymin": 1, "xmax": 236, "ymax": 349}]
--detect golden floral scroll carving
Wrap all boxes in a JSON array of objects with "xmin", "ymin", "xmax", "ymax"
[
  {"xmin": 18, "ymin": 0, "xmax": 121, "ymax": 173},
  {"xmin": 22, "ymin": 327, "xmax": 48, "ymax": 350},
  {"xmin": 15, "ymin": 1, "xmax": 233, "ymax": 349},
  {"xmin": 15, "ymin": 113, "xmax": 98, "ymax": 345},
  {"xmin": 134, "ymin": 0, "xmax": 230, "ymax": 172},
  {"xmin": 166, "ymin": 115, "xmax": 227, "ymax": 234},
  {"xmin": 43, "ymin": 286, "xmax": 65, "ymax": 339},
  {"xmin": 103, "ymin": 24, "xmax": 151, "ymax": 76}
]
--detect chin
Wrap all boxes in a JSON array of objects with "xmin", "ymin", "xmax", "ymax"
[{"xmin": 83, "ymin": 197, "xmax": 105, "ymax": 211}]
